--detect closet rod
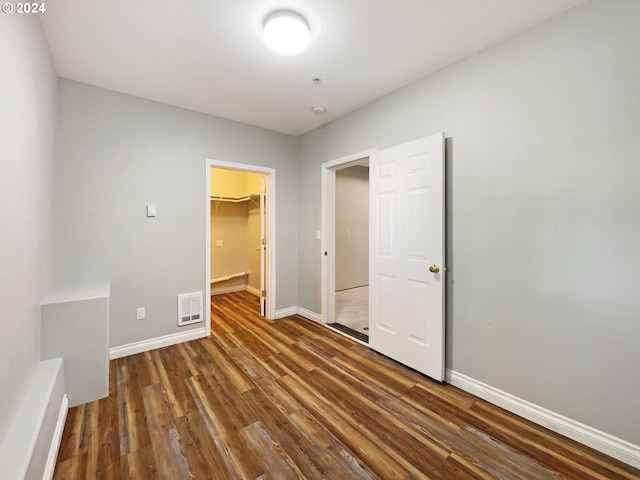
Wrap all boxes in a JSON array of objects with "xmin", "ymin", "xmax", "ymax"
[
  {"xmin": 211, "ymin": 195, "xmax": 261, "ymax": 211},
  {"xmin": 210, "ymin": 195, "xmax": 251, "ymax": 203},
  {"xmin": 210, "ymin": 271, "xmax": 249, "ymax": 284},
  {"xmin": 211, "ymin": 195, "xmax": 251, "ymax": 212}
]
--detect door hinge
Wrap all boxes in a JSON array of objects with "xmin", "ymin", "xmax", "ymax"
[{"xmin": 261, "ymin": 290, "xmax": 266, "ymax": 297}]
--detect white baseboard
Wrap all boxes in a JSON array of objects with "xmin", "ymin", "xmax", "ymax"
[
  {"xmin": 446, "ymin": 369, "xmax": 640, "ymax": 470},
  {"xmin": 211, "ymin": 284, "xmax": 246, "ymax": 296},
  {"xmin": 295, "ymin": 307, "xmax": 323, "ymax": 324},
  {"xmin": 246, "ymin": 285, "xmax": 261, "ymax": 297},
  {"xmin": 275, "ymin": 306, "xmax": 297, "ymax": 319},
  {"xmin": 43, "ymin": 394, "xmax": 68, "ymax": 480},
  {"xmin": 110, "ymin": 327, "xmax": 208, "ymax": 359},
  {"xmin": 275, "ymin": 306, "xmax": 323, "ymax": 323}
]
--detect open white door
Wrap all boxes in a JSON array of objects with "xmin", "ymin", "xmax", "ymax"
[
  {"xmin": 260, "ymin": 176, "xmax": 266, "ymax": 317},
  {"xmin": 369, "ymin": 133, "xmax": 445, "ymax": 380}
]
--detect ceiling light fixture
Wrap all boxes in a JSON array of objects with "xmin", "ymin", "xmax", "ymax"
[
  {"xmin": 312, "ymin": 105, "xmax": 326, "ymax": 114},
  {"xmin": 263, "ymin": 11, "xmax": 310, "ymax": 55}
]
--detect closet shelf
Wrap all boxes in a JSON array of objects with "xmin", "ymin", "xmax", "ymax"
[
  {"xmin": 210, "ymin": 195, "xmax": 251, "ymax": 203},
  {"xmin": 211, "ymin": 194, "xmax": 260, "ymax": 211},
  {"xmin": 210, "ymin": 271, "xmax": 249, "ymax": 285}
]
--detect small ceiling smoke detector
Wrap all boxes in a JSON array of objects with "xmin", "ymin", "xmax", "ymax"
[
  {"xmin": 311, "ymin": 105, "xmax": 326, "ymax": 114},
  {"xmin": 263, "ymin": 11, "xmax": 310, "ymax": 55}
]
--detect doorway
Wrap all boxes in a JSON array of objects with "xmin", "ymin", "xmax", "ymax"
[
  {"xmin": 321, "ymin": 133, "xmax": 445, "ymax": 381},
  {"xmin": 205, "ymin": 159, "xmax": 276, "ymax": 334},
  {"xmin": 321, "ymin": 150, "xmax": 376, "ymax": 343},
  {"xmin": 333, "ymin": 163, "xmax": 370, "ymax": 340},
  {"xmin": 209, "ymin": 167, "xmax": 264, "ymax": 312}
]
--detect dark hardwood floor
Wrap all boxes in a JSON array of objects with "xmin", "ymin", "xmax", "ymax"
[{"xmin": 54, "ymin": 291, "xmax": 640, "ymax": 479}]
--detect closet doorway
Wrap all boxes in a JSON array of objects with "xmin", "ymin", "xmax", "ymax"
[
  {"xmin": 205, "ymin": 160, "xmax": 276, "ymax": 332},
  {"xmin": 321, "ymin": 151, "xmax": 374, "ymax": 343}
]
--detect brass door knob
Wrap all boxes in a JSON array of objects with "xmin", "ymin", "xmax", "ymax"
[{"xmin": 429, "ymin": 265, "xmax": 440, "ymax": 273}]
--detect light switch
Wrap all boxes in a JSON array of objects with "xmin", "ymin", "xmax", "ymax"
[
  {"xmin": 216, "ymin": 240, "xmax": 223, "ymax": 247},
  {"xmin": 316, "ymin": 230, "xmax": 321, "ymax": 240},
  {"xmin": 146, "ymin": 204, "xmax": 156, "ymax": 217}
]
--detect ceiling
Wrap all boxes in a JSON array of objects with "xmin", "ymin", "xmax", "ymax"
[{"xmin": 39, "ymin": 0, "xmax": 587, "ymax": 136}]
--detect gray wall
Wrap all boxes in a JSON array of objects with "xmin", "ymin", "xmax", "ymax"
[
  {"xmin": 298, "ymin": 0, "xmax": 640, "ymax": 445},
  {"xmin": 54, "ymin": 80, "xmax": 299, "ymax": 347},
  {"xmin": 0, "ymin": 16, "xmax": 57, "ymax": 445}
]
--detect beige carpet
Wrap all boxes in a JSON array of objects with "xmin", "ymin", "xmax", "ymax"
[{"xmin": 335, "ymin": 286, "xmax": 369, "ymax": 335}]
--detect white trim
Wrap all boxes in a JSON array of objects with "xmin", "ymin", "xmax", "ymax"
[
  {"xmin": 322, "ymin": 149, "xmax": 378, "ymax": 170},
  {"xmin": 321, "ymin": 148, "xmax": 377, "ymax": 328},
  {"xmin": 446, "ymin": 369, "xmax": 640, "ymax": 470},
  {"xmin": 275, "ymin": 306, "xmax": 297, "ymax": 319},
  {"xmin": 206, "ymin": 159, "xmax": 276, "ymax": 325},
  {"xmin": 295, "ymin": 307, "xmax": 323, "ymax": 324},
  {"xmin": 109, "ymin": 327, "xmax": 207, "ymax": 359},
  {"xmin": 211, "ymin": 284, "xmax": 247, "ymax": 296},
  {"xmin": 43, "ymin": 394, "xmax": 68, "ymax": 480},
  {"xmin": 320, "ymin": 165, "xmax": 335, "ymax": 326},
  {"xmin": 274, "ymin": 306, "xmax": 323, "ymax": 323},
  {"xmin": 210, "ymin": 284, "xmax": 261, "ymax": 297},
  {"xmin": 246, "ymin": 285, "xmax": 261, "ymax": 297}
]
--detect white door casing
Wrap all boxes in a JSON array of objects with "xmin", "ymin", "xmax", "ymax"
[
  {"xmin": 369, "ymin": 133, "xmax": 445, "ymax": 380},
  {"xmin": 205, "ymin": 159, "xmax": 276, "ymax": 331},
  {"xmin": 260, "ymin": 176, "xmax": 266, "ymax": 317}
]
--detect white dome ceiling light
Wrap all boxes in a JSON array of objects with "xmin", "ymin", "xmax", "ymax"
[{"xmin": 263, "ymin": 11, "xmax": 310, "ymax": 55}]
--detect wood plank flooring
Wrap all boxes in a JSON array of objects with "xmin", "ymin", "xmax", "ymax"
[{"xmin": 54, "ymin": 291, "xmax": 640, "ymax": 479}]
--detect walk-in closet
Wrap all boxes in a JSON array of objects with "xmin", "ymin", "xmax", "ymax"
[{"xmin": 210, "ymin": 168, "xmax": 267, "ymax": 315}]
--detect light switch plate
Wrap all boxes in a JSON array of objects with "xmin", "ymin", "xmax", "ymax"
[{"xmin": 146, "ymin": 204, "xmax": 156, "ymax": 217}]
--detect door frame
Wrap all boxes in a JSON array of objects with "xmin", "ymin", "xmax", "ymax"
[
  {"xmin": 321, "ymin": 149, "xmax": 377, "ymax": 327},
  {"xmin": 205, "ymin": 159, "xmax": 276, "ymax": 334}
]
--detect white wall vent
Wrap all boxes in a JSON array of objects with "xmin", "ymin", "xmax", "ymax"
[{"xmin": 177, "ymin": 292, "xmax": 203, "ymax": 326}]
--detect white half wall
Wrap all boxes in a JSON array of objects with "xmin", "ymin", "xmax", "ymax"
[{"xmin": 0, "ymin": 359, "xmax": 67, "ymax": 480}]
